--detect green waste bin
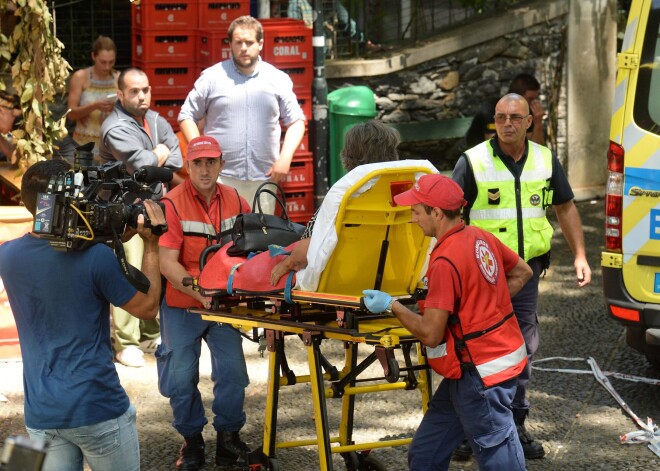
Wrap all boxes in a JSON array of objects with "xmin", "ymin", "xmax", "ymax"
[{"xmin": 327, "ymin": 86, "xmax": 377, "ymax": 185}]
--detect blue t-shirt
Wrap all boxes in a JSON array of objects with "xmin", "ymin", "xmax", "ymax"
[{"xmin": 0, "ymin": 234, "xmax": 137, "ymax": 429}]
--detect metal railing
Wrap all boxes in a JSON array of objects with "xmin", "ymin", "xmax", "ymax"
[
  {"xmin": 325, "ymin": 0, "xmax": 528, "ymax": 59},
  {"xmin": 51, "ymin": 0, "xmax": 132, "ymax": 70}
]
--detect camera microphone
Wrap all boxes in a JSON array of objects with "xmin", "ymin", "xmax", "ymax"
[{"xmin": 133, "ymin": 166, "xmax": 173, "ymax": 184}]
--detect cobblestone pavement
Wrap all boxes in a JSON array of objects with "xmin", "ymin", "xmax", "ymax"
[{"xmin": 2, "ymin": 198, "xmax": 660, "ymax": 470}]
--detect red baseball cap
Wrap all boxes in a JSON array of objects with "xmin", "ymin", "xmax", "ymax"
[
  {"xmin": 393, "ymin": 174, "xmax": 466, "ymax": 210},
  {"xmin": 186, "ymin": 136, "xmax": 222, "ymax": 160}
]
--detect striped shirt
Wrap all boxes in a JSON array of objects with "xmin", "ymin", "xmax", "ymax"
[{"xmin": 179, "ymin": 58, "xmax": 306, "ymax": 181}]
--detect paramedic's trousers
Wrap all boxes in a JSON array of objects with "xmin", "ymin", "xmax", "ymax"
[
  {"xmin": 156, "ymin": 301, "xmax": 249, "ymax": 437},
  {"xmin": 408, "ymin": 371, "xmax": 526, "ymax": 471},
  {"xmin": 512, "ymin": 255, "xmax": 545, "ymax": 411}
]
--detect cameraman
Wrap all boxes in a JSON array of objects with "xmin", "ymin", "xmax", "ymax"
[
  {"xmin": 99, "ymin": 67, "xmax": 182, "ymax": 367},
  {"xmin": 0, "ymin": 159, "xmax": 165, "ymax": 471}
]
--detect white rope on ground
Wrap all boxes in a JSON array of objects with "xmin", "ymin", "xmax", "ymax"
[{"xmin": 531, "ymin": 356, "xmax": 660, "ymax": 458}]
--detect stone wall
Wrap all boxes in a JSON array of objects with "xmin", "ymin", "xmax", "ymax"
[{"xmin": 327, "ymin": 16, "xmax": 568, "ymax": 171}]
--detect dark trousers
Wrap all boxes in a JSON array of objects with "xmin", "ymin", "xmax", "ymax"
[
  {"xmin": 511, "ymin": 256, "xmax": 545, "ymax": 411},
  {"xmin": 408, "ymin": 372, "xmax": 525, "ymax": 471}
]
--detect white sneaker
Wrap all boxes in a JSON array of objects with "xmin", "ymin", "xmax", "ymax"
[
  {"xmin": 116, "ymin": 346, "xmax": 145, "ymax": 368},
  {"xmin": 139, "ymin": 336, "xmax": 161, "ymax": 354}
]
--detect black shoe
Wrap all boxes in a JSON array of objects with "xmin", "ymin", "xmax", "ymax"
[
  {"xmin": 452, "ymin": 439, "xmax": 473, "ymax": 460},
  {"xmin": 216, "ymin": 431, "xmax": 249, "ymax": 468},
  {"xmin": 513, "ymin": 409, "xmax": 546, "ymax": 459},
  {"xmin": 176, "ymin": 434, "xmax": 205, "ymax": 470}
]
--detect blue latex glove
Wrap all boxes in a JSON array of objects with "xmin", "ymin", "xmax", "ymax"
[{"xmin": 362, "ymin": 289, "xmax": 394, "ymax": 313}]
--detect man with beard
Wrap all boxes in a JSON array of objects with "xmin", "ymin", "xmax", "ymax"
[
  {"xmin": 100, "ymin": 67, "xmax": 183, "ymax": 177},
  {"xmin": 178, "ymin": 15, "xmax": 306, "ymax": 214},
  {"xmin": 99, "ymin": 67, "xmax": 183, "ymax": 368}
]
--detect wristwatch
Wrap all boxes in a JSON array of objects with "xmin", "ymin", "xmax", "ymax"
[{"xmin": 385, "ymin": 299, "xmax": 396, "ymax": 314}]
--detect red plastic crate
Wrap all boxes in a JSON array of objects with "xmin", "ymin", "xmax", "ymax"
[
  {"xmin": 150, "ymin": 94, "xmax": 187, "ymax": 131},
  {"xmin": 198, "ymin": 1, "xmax": 249, "ymax": 31},
  {"xmin": 282, "ymin": 153, "xmax": 313, "ymax": 190},
  {"xmin": 296, "ymin": 92, "xmax": 312, "ymax": 121},
  {"xmin": 199, "ymin": 31, "xmax": 231, "ymax": 68},
  {"xmin": 135, "ymin": 61, "xmax": 199, "ymax": 95},
  {"xmin": 132, "ymin": 1, "xmax": 198, "ymax": 29},
  {"xmin": 278, "ymin": 63, "xmax": 313, "ymax": 95},
  {"xmin": 133, "ymin": 30, "xmax": 199, "ymax": 63},
  {"xmin": 261, "ymin": 19, "xmax": 312, "ymax": 65},
  {"xmin": 284, "ymin": 184, "xmax": 315, "ymax": 222}
]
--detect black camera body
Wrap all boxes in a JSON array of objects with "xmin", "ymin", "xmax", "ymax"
[{"xmin": 33, "ymin": 149, "xmax": 170, "ymax": 251}]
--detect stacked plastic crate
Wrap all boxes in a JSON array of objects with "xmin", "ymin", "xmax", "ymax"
[
  {"xmin": 132, "ymin": 4, "xmax": 313, "ymax": 221},
  {"xmin": 197, "ymin": 1, "xmax": 250, "ymax": 69},
  {"xmin": 131, "ymin": 1, "xmax": 202, "ymax": 131},
  {"xmin": 261, "ymin": 19, "xmax": 314, "ymax": 223}
]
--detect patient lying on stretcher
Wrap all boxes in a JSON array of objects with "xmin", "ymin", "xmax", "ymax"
[{"xmin": 269, "ymin": 120, "xmax": 401, "ymax": 286}]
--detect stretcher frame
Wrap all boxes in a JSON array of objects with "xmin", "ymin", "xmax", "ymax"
[
  {"xmin": 190, "ymin": 294, "xmax": 432, "ymax": 471},
  {"xmin": 191, "ymin": 162, "xmax": 438, "ymax": 470}
]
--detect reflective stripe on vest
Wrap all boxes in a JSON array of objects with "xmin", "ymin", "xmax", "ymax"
[
  {"xmin": 426, "ymin": 343, "xmax": 447, "ymax": 359},
  {"xmin": 469, "ymin": 206, "xmax": 546, "ymax": 221},
  {"xmin": 425, "ymin": 334, "xmax": 462, "ymax": 380},
  {"xmin": 475, "ymin": 341, "xmax": 527, "ymax": 383},
  {"xmin": 181, "ymin": 220, "xmax": 216, "ymax": 238},
  {"xmin": 180, "ymin": 215, "xmax": 238, "ymax": 238},
  {"xmin": 466, "ymin": 140, "xmax": 553, "ymax": 260}
]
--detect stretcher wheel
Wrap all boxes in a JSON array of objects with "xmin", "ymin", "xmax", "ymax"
[
  {"xmin": 385, "ymin": 357, "xmax": 400, "ymax": 383},
  {"xmin": 358, "ymin": 454, "xmax": 387, "ymax": 471},
  {"xmin": 267, "ymin": 458, "xmax": 280, "ymax": 471},
  {"xmin": 341, "ymin": 451, "xmax": 360, "ymax": 470},
  {"xmin": 346, "ymin": 452, "xmax": 388, "ymax": 471}
]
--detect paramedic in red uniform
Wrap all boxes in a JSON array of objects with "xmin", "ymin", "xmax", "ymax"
[
  {"xmin": 362, "ymin": 174, "xmax": 533, "ymax": 471},
  {"xmin": 157, "ymin": 136, "xmax": 251, "ymax": 471}
]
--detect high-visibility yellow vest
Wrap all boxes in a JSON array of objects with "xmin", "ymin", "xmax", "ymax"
[{"xmin": 465, "ymin": 140, "xmax": 554, "ymax": 260}]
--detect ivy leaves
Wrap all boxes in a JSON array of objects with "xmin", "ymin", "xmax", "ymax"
[{"xmin": 0, "ymin": 0, "xmax": 71, "ymax": 169}]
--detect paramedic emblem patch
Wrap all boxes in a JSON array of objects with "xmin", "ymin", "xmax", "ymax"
[
  {"xmin": 475, "ymin": 239, "xmax": 498, "ymax": 284},
  {"xmin": 530, "ymin": 194, "xmax": 541, "ymax": 206}
]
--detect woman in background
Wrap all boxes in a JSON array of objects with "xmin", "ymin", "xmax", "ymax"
[{"xmin": 67, "ymin": 36, "xmax": 119, "ymax": 158}]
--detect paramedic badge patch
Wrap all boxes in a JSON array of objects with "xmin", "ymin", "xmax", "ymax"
[
  {"xmin": 530, "ymin": 194, "xmax": 541, "ymax": 206},
  {"xmin": 475, "ymin": 239, "xmax": 498, "ymax": 284}
]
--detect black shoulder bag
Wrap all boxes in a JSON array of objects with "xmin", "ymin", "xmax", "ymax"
[{"xmin": 226, "ymin": 181, "xmax": 306, "ymax": 257}]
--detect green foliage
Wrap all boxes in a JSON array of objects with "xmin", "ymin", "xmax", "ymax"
[{"xmin": 0, "ymin": 0, "xmax": 71, "ymax": 169}]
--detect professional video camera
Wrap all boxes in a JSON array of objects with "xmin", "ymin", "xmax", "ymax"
[{"xmin": 32, "ymin": 143, "xmax": 171, "ymax": 252}]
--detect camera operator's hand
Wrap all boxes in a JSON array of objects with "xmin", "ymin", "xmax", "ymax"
[
  {"xmin": 138, "ymin": 199, "xmax": 167, "ymax": 242},
  {"xmin": 121, "ymin": 226, "xmax": 138, "ymax": 243}
]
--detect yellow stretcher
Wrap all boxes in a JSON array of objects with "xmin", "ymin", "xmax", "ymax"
[{"xmin": 191, "ymin": 162, "xmax": 437, "ymax": 471}]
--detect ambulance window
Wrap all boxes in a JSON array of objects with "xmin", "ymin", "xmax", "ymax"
[{"xmin": 633, "ymin": 0, "xmax": 660, "ymax": 134}]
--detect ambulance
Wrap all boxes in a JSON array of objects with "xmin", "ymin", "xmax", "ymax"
[{"xmin": 603, "ymin": 0, "xmax": 660, "ymax": 368}]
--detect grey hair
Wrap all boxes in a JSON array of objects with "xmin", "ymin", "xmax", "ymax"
[{"xmin": 340, "ymin": 120, "xmax": 400, "ymax": 171}]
